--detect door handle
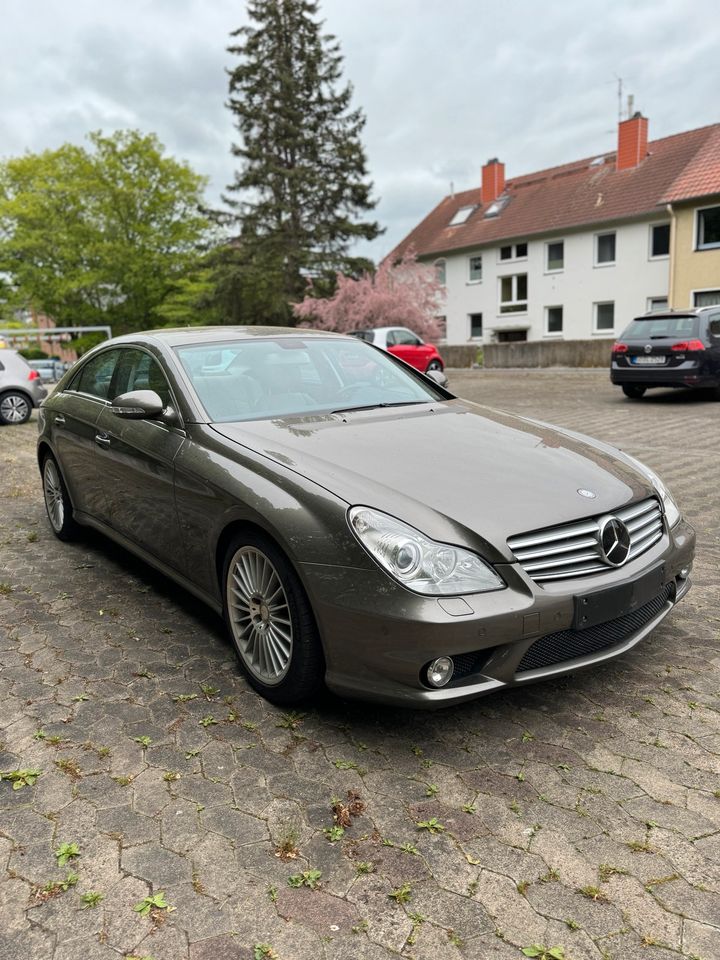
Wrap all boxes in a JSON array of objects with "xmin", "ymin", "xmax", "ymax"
[
  {"xmin": 54, "ymin": 415, "xmax": 65, "ymax": 425},
  {"xmin": 95, "ymin": 433, "xmax": 111, "ymax": 449}
]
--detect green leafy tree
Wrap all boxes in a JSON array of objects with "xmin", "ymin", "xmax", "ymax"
[
  {"xmin": 0, "ymin": 130, "xmax": 210, "ymax": 334},
  {"xmin": 218, "ymin": 0, "xmax": 381, "ymax": 324}
]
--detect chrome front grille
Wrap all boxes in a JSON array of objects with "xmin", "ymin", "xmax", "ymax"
[{"xmin": 507, "ymin": 497, "xmax": 664, "ymax": 582}]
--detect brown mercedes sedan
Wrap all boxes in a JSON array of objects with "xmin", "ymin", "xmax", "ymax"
[{"xmin": 37, "ymin": 327, "xmax": 695, "ymax": 707}]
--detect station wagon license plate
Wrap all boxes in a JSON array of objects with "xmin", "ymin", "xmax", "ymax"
[{"xmin": 632, "ymin": 356, "xmax": 665, "ymax": 365}]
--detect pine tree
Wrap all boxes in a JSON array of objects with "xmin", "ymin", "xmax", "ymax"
[{"xmin": 219, "ymin": 0, "xmax": 381, "ymax": 322}]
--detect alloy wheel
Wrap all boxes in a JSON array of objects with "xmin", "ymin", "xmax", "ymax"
[
  {"xmin": 226, "ymin": 546, "xmax": 293, "ymax": 685},
  {"xmin": 0, "ymin": 394, "xmax": 30, "ymax": 423},
  {"xmin": 43, "ymin": 459, "xmax": 65, "ymax": 532}
]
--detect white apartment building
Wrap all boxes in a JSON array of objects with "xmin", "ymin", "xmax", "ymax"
[{"xmin": 391, "ymin": 115, "xmax": 720, "ymax": 346}]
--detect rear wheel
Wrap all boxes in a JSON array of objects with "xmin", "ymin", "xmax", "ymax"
[
  {"xmin": 0, "ymin": 391, "xmax": 32, "ymax": 425},
  {"xmin": 621, "ymin": 385, "xmax": 646, "ymax": 399},
  {"xmin": 42, "ymin": 454, "xmax": 81, "ymax": 541},
  {"xmin": 222, "ymin": 531, "xmax": 324, "ymax": 704}
]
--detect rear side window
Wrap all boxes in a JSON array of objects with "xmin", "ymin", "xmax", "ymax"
[
  {"xmin": 622, "ymin": 316, "xmax": 699, "ymax": 339},
  {"xmin": 709, "ymin": 316, "xmax": 720, "ymax": 338},
  {"xmin": 72, "ymin": 350, "xmax": 120, "ymax": 400}
]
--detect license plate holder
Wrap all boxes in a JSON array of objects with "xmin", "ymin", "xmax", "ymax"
[{"xmin": 573, "ymin": 563, "xmax": 667, "ymax": 630}]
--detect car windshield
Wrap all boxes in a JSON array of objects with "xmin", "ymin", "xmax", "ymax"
[
  {"xmin": 622, "ymin": 315, "xmax": 699, "ymax": 339},
  {"xmin": 174, "ymin": 337, "xmax": 444, "ymax": 422}
]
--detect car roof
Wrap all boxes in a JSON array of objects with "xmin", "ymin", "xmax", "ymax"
[
  {"xmin": 634, "ymin": 306, "xmax": 716, "ymax": 320},
  {"xmin": 109, "ymin": 326, "xmax": 352, "ymax": 348}
]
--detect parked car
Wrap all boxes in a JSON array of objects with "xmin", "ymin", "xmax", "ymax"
[
  {"xmin": 611, "ymin": 306, "xmax": 720, "ymax": 398},
  {"xmin": 0, "ymin": 349, "xmax": 48, "ymax": 424},
  {"xmin": 28, "ymin": 358, "xmax": 65, "ymax": 382},
  {"xmin": 38, "ymin": 327, "xmax": 694, "ymax": 708},
  {"xmin": 349, "ymin": 326, "xmax": 445, "ymax": 374}
]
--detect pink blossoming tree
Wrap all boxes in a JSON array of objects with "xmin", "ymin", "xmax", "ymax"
[{"xmin": 292, "ymin": 250, "xmax": 445, "ymax": 340}]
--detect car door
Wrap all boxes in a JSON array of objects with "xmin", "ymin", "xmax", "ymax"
[
  {"xmin": 94, "ymin": 347, "xmax": 186, "ymax": 567},
  {"xmin": 50, "ymin": 349, "xmax": 122, "ymax": 520},
  {"xmin": 386, "ymin": 329, "xmax": 429, "ymax": 371}
]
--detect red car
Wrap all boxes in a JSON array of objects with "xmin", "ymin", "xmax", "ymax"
[{"xmin": 349, "ymin": 326, "xmax": 444, "ymax": 374}]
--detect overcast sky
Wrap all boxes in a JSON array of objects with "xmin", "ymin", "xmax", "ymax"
[{"xmin": 2, "ymin": 0, "xmax": 719, "ymax": 261}]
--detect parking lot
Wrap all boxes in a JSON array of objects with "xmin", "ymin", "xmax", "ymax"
[{"xmin": 1, "ymin": 369, "xmax": 719, "ymax": 960}]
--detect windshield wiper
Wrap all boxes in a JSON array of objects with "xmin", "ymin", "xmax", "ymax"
[{"xmin": 331, "ymin": 400, "xmax": 431, "ymax": 415}]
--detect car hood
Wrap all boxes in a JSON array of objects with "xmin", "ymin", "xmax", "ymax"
[{"xmin": 211, "ymin": 399, "xmax": 653, "ymax": 561}]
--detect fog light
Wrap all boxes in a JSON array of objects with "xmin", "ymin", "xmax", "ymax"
[
  {"xmin": 427, "ymin": 657, "xmax": 454, "ymax": 688},
  {"xmin": 679, "ymin": 565, "xmax": 691, "ymax": 579}
]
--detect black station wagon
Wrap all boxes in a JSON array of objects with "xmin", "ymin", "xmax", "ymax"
[{"xmin": 611, "ymin": 305, "xmax": 720, "ymax": 399}]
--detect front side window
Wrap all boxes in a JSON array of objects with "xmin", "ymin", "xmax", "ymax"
[
  {"xmin": 650, "ymin": 223, "xmax": 670, "ymax": 258},
  {"xmin": 694, "ymin": 289, "xmax": 720, "ymax": 307},
  {"xmin": 499, "ymin": 274, "xmax": 528, "ymax": 314},
  {"xmin": 72, "ymin": 350, "xmax": 120, "ymax": 400},
  {"xmin": 546, "ymin": 241, "xmax": 564, "ymax": 271},
  {"xmin": 697, "ymin": 206, "xmax": 720, "ymax": 250},
  {"xmin": 174, "ymin": 337, "xmax": 444, "ymax": 423},
  {"xmin": 545, "ymin": 306, "xmax": 563, "ymax": 334},
  {"xmin": 389, "ymin": 329, "xmax": 422, "ymax": 346},
  {"xmin": 469, "ymin": 314, "xmax": 483, "ymax": 339},
  {"xmin": 594, "ymin": 301, "xmax": 615, "ymax": 332},
  {"xmin": 112, "ymin": 349, "xmax": 173, "ymax": 408},
  {"xmin": 595, "ymin": 232, "xmax": 616, "ymax": 265},
  {"xmin": 468, "ymin": 256, "xmax": 483, "ymax": 282}
]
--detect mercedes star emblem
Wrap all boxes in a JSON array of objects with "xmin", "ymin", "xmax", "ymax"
[
  {"xmin": 598, "ymin": 516, "xmax": 631, "ymax": 566},
  {"xmin": 644, "ymin": 344, "xmax": 652, "ymax": 354}
]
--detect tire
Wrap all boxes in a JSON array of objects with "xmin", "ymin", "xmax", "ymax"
[
  {"xmin": 0, "ymin": 391, "xmax": 32, "ymax": 425},
  {"xmin": 426, "ymin": 359, "xmax": 443, "ymax": 373},
  {"xmin": 222, "ymin": 531, "xmax": 324, "ymax": 704},
  {"xmin": 42, "ymin": 454, "xmax": 81, "ymax": 541},
  {"xmin": 621, "ymin": 385, "xmax": 646, "ymax": 400}
]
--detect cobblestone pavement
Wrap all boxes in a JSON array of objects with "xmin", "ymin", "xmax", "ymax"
[{"xmin": 1, "ymin": 370, "xmax": 719, "ymax": 960}]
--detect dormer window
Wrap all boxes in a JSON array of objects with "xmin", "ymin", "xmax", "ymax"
[
  {"xmin": 448, "ymin": 205, "xmax": 476, "ymax": 226},
  {"xmin": 484, "ymin": 195, "xmax": 510, "ymax": 218}
]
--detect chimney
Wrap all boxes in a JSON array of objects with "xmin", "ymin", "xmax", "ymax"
[
  {"xmin": 617, "ymin": 112, "xmax": 648, "ymax": 171},
  {"xmin": 482, "ymin": 158, "xmax": 505, "ymax": 204}
]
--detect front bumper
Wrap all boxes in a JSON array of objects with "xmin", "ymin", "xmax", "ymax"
[{"xmin": 301, "ymin": 518, "xmax": 695, "ymax": 708}]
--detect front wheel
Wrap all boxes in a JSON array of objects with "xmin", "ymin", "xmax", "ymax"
[
  {"xmin": 42, "ymin": 455, "xmax": 81, "ymax": 541},
  {"xmin": 222, "ymin": 532, "xmax": 324, "ymax": 704},
  {"xmin": 426, "ymin": 359, "xmax": 443, "ymax": 373},
  {"xmin": 0, "ymin": 391, "xmax": 32, "ymax": 425},
  {"xmin": 621, "ymin": 384, "xmax": 646, "ymax": 399}
]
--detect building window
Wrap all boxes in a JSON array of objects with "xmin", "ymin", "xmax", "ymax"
[
  {"xmin": 647, "ymin": 296, "xmax": 668, "ymax": 311},
  {"xmin": 469, "ymin": 313, "xmax": 483, "ymax": 339},
  {"xmin": 499, "ymin": 274, "xmax": 528, "ymax": 313},
  {"xmin": 499, "ymin": 242, "xmax": 527, "ymax": 261},
  {"xmin": 546, "ymin": 241, "xmax": 564, "ymax": 272},
  {"xmin": 434, "ymin": 259, "xmax": 446, "ymax": 285},
  {"xmin": 468, "ymin": 256, "xmax": 483, "ymax": 282},
  {"xmin": 595, "ymin": 232, "xmax": 616, "ymax": 265},
  {"xmin": 697, "ymin": 206, "xmax": 720, "ymax": 249},
  {"xmin": 545, "ymin": 306, "xmax": 563, "ymax": 335},
  {"xmin": 594, "ymin": 301, "xmax": 615, "ymax": 333},
  {"xmin": 693, "ymin": 289, "xmax": 720, "ymax": 307},
  {"xmin": 498, "ymin": 330, "xmax": 527, "ymax": 342},
  {"xmin": 650, "ymin": 223, "xmax": 670, "ymax": 258},
  {"xmin": 449, "ymin": 205, "xmax": 476, "ymax": 226},
  {"xmin": 435, "ymin": 316, "xmax": 447, "ymax": 341}
]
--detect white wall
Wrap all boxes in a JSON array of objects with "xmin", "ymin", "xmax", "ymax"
[{"xmin": 436, "ymin": 218, "xmax": 671, "ymax": 344}]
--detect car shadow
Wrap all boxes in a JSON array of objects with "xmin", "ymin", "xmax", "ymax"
[{"xmin": 621, "ymin": 386, "xmax": 718, "ymax": 405}]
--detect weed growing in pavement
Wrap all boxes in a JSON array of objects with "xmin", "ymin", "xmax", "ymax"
[
  {"xmin": 0, "ymin": 769, "xmax": 42, "ymax": 789},
  {"xmin": 287, "ymin": 869, "xmax": 322, "ymax": 890}
]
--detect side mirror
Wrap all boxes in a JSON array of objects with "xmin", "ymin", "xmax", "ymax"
[
  {"xmin": 110, "ymin": 389, "xmax": 164, "ymax": 420},
  {"xmin": 426, "ymin": 369, "xmax": 449, "ymax": 388}
]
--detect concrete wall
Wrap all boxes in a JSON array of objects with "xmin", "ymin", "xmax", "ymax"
[
  {"xmin": 433, "ymin": 216, "xmax": 671, "ymax": 345},
  {"xmin": 670, "ymin": 200, "xmax": 720, "ymax": 308},
  {"xmin": 438, "ymin": 345, "xmax": 479, "ymax": 368},
  {"xmin": 483, "ymin": 338, "xmax": 614, "ymax": 368}
]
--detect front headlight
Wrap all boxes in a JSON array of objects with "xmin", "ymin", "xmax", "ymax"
[
  {"xmin": 653, "ymin": 477, "xmax": 681, "ymax": 529},
  {"xmin": 620, "ymin": 453, "xmax": 681, "ymax": 529},
  {"xmin": 348, "ymin": 506, "xmax": 505, "ymax": 596}
]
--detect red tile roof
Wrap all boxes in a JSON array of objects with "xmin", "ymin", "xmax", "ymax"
[{"xmin": 390, "ymin": 123, "xmax": 720, "ymax": 261}]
